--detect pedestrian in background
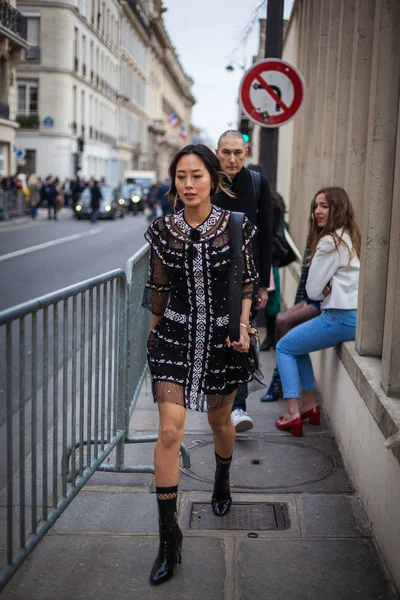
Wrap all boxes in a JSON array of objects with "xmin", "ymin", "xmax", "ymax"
[
  {"xmin": 70, "ymin": 176, "xmax": 81, "ymax": 208},
  {"xmin": 156, "ymin": 178, "xmax": 172, "ymax": 216},
  {"xmin": 90, "ymin": 179, "xmax": 102, "ymax": 223},
  {"xmin": 43, "ymin": 176, "xmax": 58, "ymax": 220},
  {"xmin": 63, "ymin": 178, "xmax": 71, "ymax": 207},
  {"xmin": 143, "ymin": 144, "xmax": 259, "ymax": 585},
  {"xmin": 214, "ymin": 130, "xmax": 272, "ymax": 433},
  {"xmin": 27, "ymin": 174, "xmax": 41, "ymax": 219},
  {"xmin": 275, "ymin": 187, "xmax": 361, "ymax": 436}
]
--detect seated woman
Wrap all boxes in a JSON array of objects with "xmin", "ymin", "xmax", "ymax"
[
  {"xmin": 275, "ymin": 187, "xmax": 361, "ymax": 436},
  {"xmin": 261, "ymin": 225, "xmax": 321, "ymax": 402}
]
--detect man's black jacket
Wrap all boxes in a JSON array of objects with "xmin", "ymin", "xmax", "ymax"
[{"xmin": 213, "ymin": 166, "xmax": 272, "ymax": 288}]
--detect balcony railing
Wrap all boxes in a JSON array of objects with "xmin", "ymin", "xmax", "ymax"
[
  {"xmin": 25, "ymin": 45, "xmax": 40, "ymax": 60},
  {"xmin": 0, "ymin": 103, "xmax": 10, "ymax": 120},
  {"xmin": 16, "ymin": 114, "xmax": 39, "ymax": 128},
  {"xmin": 0, "ymin": 0, "xmax": 27, "ymax": 41}
]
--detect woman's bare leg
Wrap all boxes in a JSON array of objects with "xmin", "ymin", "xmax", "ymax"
[
  {"xmin": 276, "ymin": 302, "xmax": 320, "ymax": 341},
  {"xmin": 299, "ymin": 390, "xmax": 317, "ymax": 413},
  {"xmin": 154, "ymin": 399, "xmax": 186, "ymax": 487},
  {"xmin": 207, "ymin": 392, "xmax": 236, "ymax": 458}
]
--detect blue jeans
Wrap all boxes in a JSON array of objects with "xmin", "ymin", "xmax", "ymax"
[{"xmin": 276, "ymin": 309, "xmax": 357, "ymax": 399}]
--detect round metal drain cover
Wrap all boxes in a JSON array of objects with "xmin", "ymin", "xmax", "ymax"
[{"xmin": 181, "ymin": 437, "xmax": 334, "ymax": 491}]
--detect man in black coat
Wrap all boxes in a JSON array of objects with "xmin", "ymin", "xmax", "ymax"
[
  {"xmin": 90, "ymin": 180, "xmax": 102, "ymax": 223},
  {"xmin": 43, "ymin": 176, "xmax": 59, "ymax": 220},
  {"xmin": 214, "ymin": 130, "xmax": 273, "ymax": 432}
]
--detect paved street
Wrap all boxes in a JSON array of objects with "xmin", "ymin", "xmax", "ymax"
[{"xmin": 0, "ymin": 207, "xmax": 149, "ymax": 311}]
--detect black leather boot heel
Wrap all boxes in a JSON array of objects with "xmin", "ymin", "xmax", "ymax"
[
  {"xmin": 211, "ymin": 452, "xmax": 232, "ymax": 517},
  {"xmin": 150, "ymin": 486, "xmax": 182, "ymax": 585}
]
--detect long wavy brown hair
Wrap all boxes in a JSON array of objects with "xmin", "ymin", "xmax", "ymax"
[{"xmin": 307, "ymin": 187, "xmax": 361, "ymax": 265}]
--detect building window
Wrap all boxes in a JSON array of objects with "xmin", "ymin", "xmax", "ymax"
[
  {"xmin": 74, "ymin": 27, "xmax": 78, "ymax": 71},
  {"xmin": 82, "ymin": 34, "xmax": 86, "ymax": 76},
  {"xmin": 96, "ymin": 47, "xmax": 99, "ymax": 85},
  {"xmin": 24, "ymin": 150, "xmax": 36, "ymax": 174},
  {"xmin": 17, "ymin": 82, "xmax": 38, "ymax": 115},
  {"xmin": 81, "ymin": 90, "xmax": 85, "ymax": 134},
  {"xmin": 0, "ymin": 146, "xmax": 5, "ymax": 177},
  {"xmin": 0, "ymin": 58, "xmax": 7, "ymax": 105},
  {"xmin": 25, "ymin": 17, "xmax": 40, "ymax": 61},
  {"xmin": 72, "ymin": 85, "xmax": 77, "ymax": 132},
  {"xmin": 90, "ymin": 40, "xmax": 94, "ymax": 82},
  {"xmin": 101, "ymin": 2, "xmax": 105, "ymax": 35}
]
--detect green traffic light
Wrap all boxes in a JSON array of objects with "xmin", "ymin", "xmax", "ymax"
[{"xmin": 242, "ymin": 134, "xmax": 250, "ymax": 143}]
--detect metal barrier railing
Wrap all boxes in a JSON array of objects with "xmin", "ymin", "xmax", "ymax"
[
  {"xmin": 0, "ymin": 246, "xmax": 190, "ymax": 590},
  {"xmin": 0, "ymin": 190, "xmax": 30, "ymax": 221}
]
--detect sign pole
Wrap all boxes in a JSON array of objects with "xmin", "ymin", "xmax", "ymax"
[{"xmin": 259, "ymin": 0, "xmax": 284, "ymax": 192}]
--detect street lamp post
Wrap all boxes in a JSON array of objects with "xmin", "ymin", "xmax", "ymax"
[{"xmin": 259, "ymin": 0, "xmax": 284, "ymax": 191}]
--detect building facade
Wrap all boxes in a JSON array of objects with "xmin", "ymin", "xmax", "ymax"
[
  {"xmin": 15, "ymin": 0, "xmax": 121, "ymax": 183},
  {"xmin": 275, "ymin": 0, "xmax": 400, "ymax": 589},
  {"xmin": 145, "ymin": 0, "xmax": 195, "ymax": 181},
  {"xmin": 118, "ymin": 0, "xmax": 150, "ymax": 181},
  {"xmin": 0, "ymin": 0, "xmax": 29, "ymax": 177}
]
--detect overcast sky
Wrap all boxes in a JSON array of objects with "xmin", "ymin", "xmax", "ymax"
[{"xmin": 163, "ymin": 0, "xmax": 295, "ymax": 146}]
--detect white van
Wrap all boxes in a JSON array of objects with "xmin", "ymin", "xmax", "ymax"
[{"xmin": 123, "ymin": 170, "xmax": 157, "ymax": 192}]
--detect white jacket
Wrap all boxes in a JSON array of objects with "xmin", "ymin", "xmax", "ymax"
[{"xmin": 306, "ymin": 230, "xmax": 360, "ymax": 310}]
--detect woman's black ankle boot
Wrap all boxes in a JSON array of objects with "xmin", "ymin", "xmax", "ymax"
[
  {"xmin": 149, "ymin": 486, "xmax": 183, "ymax": 585},
  {"xmin": 211, "ymin": 452, "xmax": 232, "ymax": 517}
]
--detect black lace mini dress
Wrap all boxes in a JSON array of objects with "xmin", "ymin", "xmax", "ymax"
[{"xmin": 142, "ymin": 206, "xmax": 259, "ymax": 412}]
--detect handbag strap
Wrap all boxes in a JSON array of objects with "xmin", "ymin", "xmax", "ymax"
[
  {"xmin": 249, "ymin": 169, "xmax": 261, "ymax": 204},
  {"xmin": 228, "ymin": 211, "xmax": 245, "ymax": 343}
]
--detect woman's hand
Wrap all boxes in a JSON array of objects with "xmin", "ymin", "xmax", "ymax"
[
  {"xmin": 322, "ymin": 285, "xmax": 331, "ymax": 296},
  {"xmin": 227, "ymin": 326, "xmax": 250, "ymax": 353}
]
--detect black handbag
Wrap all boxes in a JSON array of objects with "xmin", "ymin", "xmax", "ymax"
[{"xmin": 228, "ymin": 212, "xmax": 262, "ymax": 378}]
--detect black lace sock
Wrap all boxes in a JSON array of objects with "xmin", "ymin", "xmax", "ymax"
[
  {"xmin": 150, "ymin": 485, "xmax": 182, "ymax": 585},
  {"xmin": 155, "ymin": 486, "xmax": 178, "ymax": 528}
]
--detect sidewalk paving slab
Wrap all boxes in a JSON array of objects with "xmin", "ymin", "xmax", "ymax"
[{"xmin": 2, "ymin": 343, "xmax": 398, "ymax": 599}]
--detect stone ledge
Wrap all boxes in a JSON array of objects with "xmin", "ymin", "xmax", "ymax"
[{"xmin": 337, "ymin": 341, "xmax": 400, "ymax": 464}]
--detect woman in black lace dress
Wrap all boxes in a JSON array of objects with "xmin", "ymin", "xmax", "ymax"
[{"xmin": 142, "ymin": 144, "xmax": 259, "ymax": 585}]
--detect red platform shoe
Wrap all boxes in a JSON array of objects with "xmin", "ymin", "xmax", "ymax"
[
  {"xmin": 275, "ymin": 416, "xmax": 303, "ymax": 437},
  {"xmin": 300, "ymin": 406, "xmax": 320, "ymax": 425}
]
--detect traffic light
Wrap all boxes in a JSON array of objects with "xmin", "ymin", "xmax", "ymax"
[
  {"xmin": 77, "ymin": 136, "xmax": 84, "ymax": 153},
  {"xmin": 239, "ymin": 118, "xmax": 250, "ymax": 143}
]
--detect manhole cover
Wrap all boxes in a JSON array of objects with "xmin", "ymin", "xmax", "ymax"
[
  {"xmin": 189, "ymin": 502, "xmax": 289, "ymax": 531},
  {"xmin": 180, "ymin": 438, "xmax": 335, "ymax": 491}
]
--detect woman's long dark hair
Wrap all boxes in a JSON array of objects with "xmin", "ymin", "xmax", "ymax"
[
  {"xmin": 168, "ymin": 144, "xmax": 233, "ymax": 207},
  {"xmin": 308, "ymin": 186, "xmax": 361, "ymax": 264}
]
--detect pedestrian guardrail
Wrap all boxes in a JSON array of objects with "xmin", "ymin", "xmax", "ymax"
[
  {"xmin": 0, "ymin": 245, "xmax": 190, "ymax": 590},
  {"xmin": 0, "ymin": 190, "xmax": 30, "ymax": 221}
]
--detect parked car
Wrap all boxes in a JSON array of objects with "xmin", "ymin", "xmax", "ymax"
[
  {"xmin": 75, "ymin": 185, "xmax": 125, "ymax": 220},
  {"xmin": 116, "ymin": 184, "xmax": 145, "ymax": 215}
]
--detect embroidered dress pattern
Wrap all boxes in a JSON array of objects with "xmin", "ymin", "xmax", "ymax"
[{"xmin": 142, "ymin": 206, "xmax": 259, "ymax": 411}]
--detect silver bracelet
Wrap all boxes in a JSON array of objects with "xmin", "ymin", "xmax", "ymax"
[{"xmin": 240, "ymin": 322, "xmax": 249, "ymax": 328}]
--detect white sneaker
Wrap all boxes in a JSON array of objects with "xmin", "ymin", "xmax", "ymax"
[{"xmin": 231, "ymin": 409, "xmax": 254, "ymax": 433}]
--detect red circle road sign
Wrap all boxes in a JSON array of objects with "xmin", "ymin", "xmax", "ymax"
[{"xmin": 240, "ymin": 58, "xmax": 305, "ymax": 128}]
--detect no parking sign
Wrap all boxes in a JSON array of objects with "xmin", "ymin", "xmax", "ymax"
[{"xmin": 240, "ymin": 58, "xmax": 305, "ymax": 128}]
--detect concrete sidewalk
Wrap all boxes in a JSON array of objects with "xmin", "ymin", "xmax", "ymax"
[{"xmin": 2, "ymin": 349, "xmax": 398, "ymax": 599}]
